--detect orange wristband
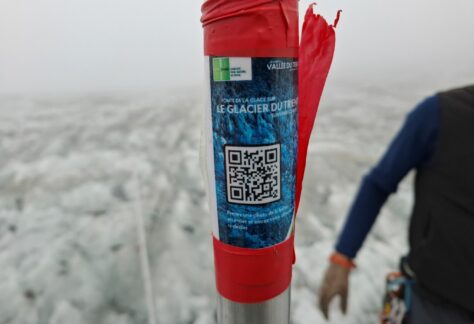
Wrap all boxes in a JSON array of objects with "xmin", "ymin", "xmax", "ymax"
[{"xmin": 330, "ymin": 252, "xmax": 356, "ymax": 270}]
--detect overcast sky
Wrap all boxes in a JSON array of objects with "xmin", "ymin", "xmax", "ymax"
[{"xmin": 0, "ymin": 0, "xmax": 473, "ymax": 94}]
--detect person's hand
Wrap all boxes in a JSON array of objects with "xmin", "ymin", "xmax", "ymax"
[{"xmin": 319, "ymin": 262, "xmax": 351, "ymax": 320}]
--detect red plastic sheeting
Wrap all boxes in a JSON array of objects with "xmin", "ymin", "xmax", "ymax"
[
  {"xmin": 202, "ymin": 1, "xmax": 339, "ymax": 303},
  {"xmin": 295, "ymin": 5, "xmax": 339, "ymax": 213}
]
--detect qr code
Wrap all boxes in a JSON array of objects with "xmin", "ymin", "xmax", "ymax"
[{"xmin": 225, "ymin": 144, "xmax": 281, "ymax": 205}]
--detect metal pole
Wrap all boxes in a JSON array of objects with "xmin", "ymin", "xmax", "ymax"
[{"xmin": 217, "ymin": 287, "xmax": 291, "ymax": 324}]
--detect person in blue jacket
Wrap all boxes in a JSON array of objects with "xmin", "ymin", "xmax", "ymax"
[{"xmin": 318, "ymin": 86, "xmax": 474, "ymax": 323}]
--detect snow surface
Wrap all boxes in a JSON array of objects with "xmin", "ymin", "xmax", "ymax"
[{"xmin": 0, "ymin": 78, "xmax": 470, "ymax": 324}]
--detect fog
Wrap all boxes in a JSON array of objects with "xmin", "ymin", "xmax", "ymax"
[{"xmin": 0, "ymin": 0, "xmax": 473, "ymax": 94}]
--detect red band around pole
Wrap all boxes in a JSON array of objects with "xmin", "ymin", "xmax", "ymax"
[
  {"xmin": 213, "ymin": 235, "xmax": 295, "ymax": 304},
  {"xmin": 201, "ymin": 0, "xmax": 299, "ymax": 57}
]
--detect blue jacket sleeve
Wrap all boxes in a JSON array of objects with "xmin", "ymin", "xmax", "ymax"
[{"xmin": 335, "ymin": 95, "xmax": 440, "ymax": 259}]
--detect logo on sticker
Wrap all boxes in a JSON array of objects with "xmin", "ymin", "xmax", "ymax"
[{"xmin": 213, "ymin": 57, "xmax": 252, "ymax": 82}]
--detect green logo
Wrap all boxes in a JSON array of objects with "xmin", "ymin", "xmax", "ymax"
[{"xmin": 213, "ymin": 57, "xmax": 230, "ymax": 81}]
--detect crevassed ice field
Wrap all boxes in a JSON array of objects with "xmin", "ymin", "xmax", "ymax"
[{"xmin": 0, "ymin": 77, "xmax": 470, "ymax": 324}]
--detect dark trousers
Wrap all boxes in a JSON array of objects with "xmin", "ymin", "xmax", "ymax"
[{"xmin": 404, "ymin": 289, "xmax": 474, "ymax": 324}]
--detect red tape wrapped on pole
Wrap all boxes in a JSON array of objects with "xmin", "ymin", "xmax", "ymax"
[
  {"xmin": 213, "ymin": 235, "xmax": 295, "ymax": 303},
  {"xmin": 201, "ymin": 1, "xmax": 340, "ymax": 304},
  {"xmin": 201, "ymin": 0, "xmax": 299, "ymax": 57}
]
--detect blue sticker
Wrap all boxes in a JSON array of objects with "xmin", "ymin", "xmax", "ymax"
[{"xmin": 210, "ymin": 57, "xmax": 298, "ymax": 248}]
